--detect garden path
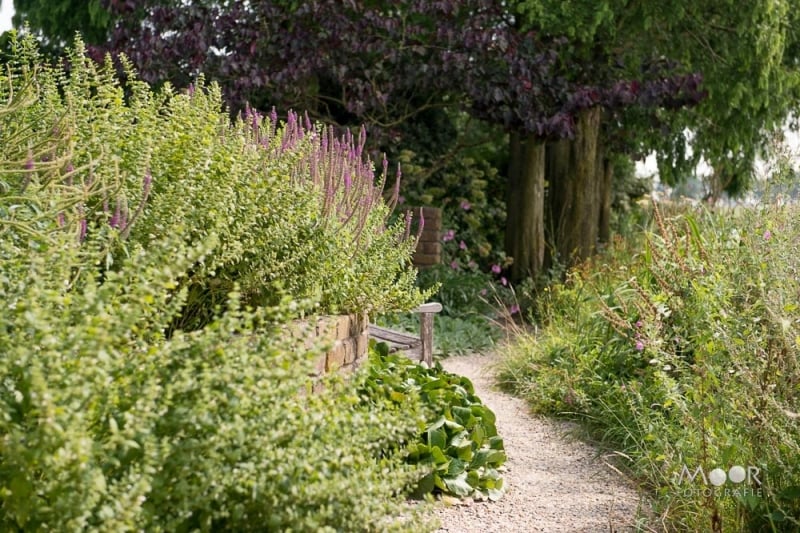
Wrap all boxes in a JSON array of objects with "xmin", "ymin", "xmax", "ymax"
[{"xmin": 431, "ymin": 352, "xmax": 646, "ymax": 533}]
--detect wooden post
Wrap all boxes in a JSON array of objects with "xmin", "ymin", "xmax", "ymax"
[
  {"xmin": 416, "ymin": 302, "xmax": 442, "ymax": 367},
  {"xmin": 420, "ymin": 312, "xmax": 434, "ymax": 367}
]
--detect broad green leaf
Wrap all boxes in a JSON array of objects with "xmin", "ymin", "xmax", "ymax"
[{"xmin": 443, "ymin": 472, "xmax": 473, "ymax": 497}]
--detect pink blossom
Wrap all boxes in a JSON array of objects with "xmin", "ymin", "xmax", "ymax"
[
  {"xmin": 459, "ymin": 240, "xmax": 467, "ymax": 250},
  {"xmin": 450, "ymin": 260, "xmax": 459, "ymax": 270},
  {"xmin": 635, "ymin": 340, "xmax": 645, "ymax": 351},
  {"xmin": 509, "ymin": 304, "xmax": 520, "ymax": 315},
  {"xmin": 460, "ymin": 200, "xmax": 471, "ymax": 211},
  {"xmin": 500, "ymin": 276, "xmax": 508, "ymax": 286},
  {"xmin": 442, "ymin": 229, "xmax": 455, "ymax": 242},
  {"xmin": 491, "ymin": 264, "xmax": 501, "ymax": 274},
  {"xmin": 763, "ymin": 229, "xmax": 772, "ymax": 241},
  {"xmin": 635, "ymin": 320, "xmax": 643, "ymax": 328},
  {"xmin": 479, "ymin": 289, "xmax": 488, "ymax": 296}
]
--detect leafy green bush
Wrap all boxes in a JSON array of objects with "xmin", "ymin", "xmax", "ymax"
[
  {"xmin": 361, "ymin": 342, "xmax": 507, "ymax": 501},
  {"xmin": 392, "ymin": 110, "xmax": 508, "ymax": 272},
  {"xmin": 1, "ymin": 35, "xmax": 433, "ymax": 532},
  {"xmin": 1, "ymin": 34, "xmax": 424, "ymax": 329},
  {"xmin": 499, "ymin": 203, "xmax": 800, "ymax": 531}
]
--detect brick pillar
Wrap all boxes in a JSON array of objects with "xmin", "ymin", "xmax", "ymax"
[{"xmin": 411, "ymin": 207, "xmax": 441, "ymax": 268}]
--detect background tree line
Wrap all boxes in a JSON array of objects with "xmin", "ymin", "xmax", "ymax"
[{"xmin": 6, "ymin": 0, "xmax": 799, "ymax": 283}]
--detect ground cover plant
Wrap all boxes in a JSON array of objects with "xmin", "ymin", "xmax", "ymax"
[
  {"xmin": 361, "ymin": 342, "xmax": 507, "ymax": 501},
  {"xmin": 499, "ymin": 201, "xmax": 800, "ymax": 531},
  {"xmin": 0, "ymin": 35, "xmax": 434, "ymax": 531}
]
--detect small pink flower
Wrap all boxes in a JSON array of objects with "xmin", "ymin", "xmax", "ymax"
[
  {"xmin": 450, "ymin": 260, "xmax": 459, "ymax": 270},
  {"xmin": 491, "ymin": 264, "xmax": 501, "ymax": 274},
  {"xmin": 509, "ymin": 304, "xmax": 520, "ymax": 315},
  {"xmin": 479, "ymin": 289, "xmax": 488, "ymax": 296},
  {"xmin": 763, "ymin": 230, "xmax": 772, "ymax": 241},
  {"xmin": 459, "ymin": 240, "xmax": 467, "ymax": 250},
  {"xmin": 635, "ymin": 321, "xmax": 643, "ymax": 329},
  {"xmin": 500, "ymin": 276, "xmax": 508, "ymax": 286},
  {"xmin": 635, "ymin": 340, "xmax": 645, "ymax": 351},
  {"xmin": 442, "ymin": 229, "xmax": 455, "ymax": 242},
  {"xmin": 460, "ymin": 200, "xmax": 471, "ymax": 211}
]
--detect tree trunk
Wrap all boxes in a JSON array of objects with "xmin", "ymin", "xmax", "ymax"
[
  {"xmin": 546, "ymin": 107, "xmax": 602, "ymax": 267},
  {"xmin": 598, "ymin": 156, "xmax": 613, "ymax": 244},
  {"xmin": 506, "ymin": 133, "xmax": 545, "ymax": 283}
]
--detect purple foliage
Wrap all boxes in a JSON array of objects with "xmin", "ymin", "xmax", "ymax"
[{"xmin": 102, "ymin": 0, "xmax": 705, "ymax": 144}]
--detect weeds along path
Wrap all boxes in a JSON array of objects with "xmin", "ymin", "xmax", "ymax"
[{"xmin": 432, "ymin": 352, "xmax": 644, "ymax": 533}]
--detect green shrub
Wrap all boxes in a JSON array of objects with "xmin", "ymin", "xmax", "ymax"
[
  {"xmin": 499, "ymin": 203, "xmax": 800, "ymax": 531},
  {"xmin": 1, "ymin": 35, "xmax": 433, "ymax": 532},
  {"xmin": 1, "ymin": 34, "xmax": 424, "ymax": 329},
  {"xmin": 361, "ymin": 342, "xmax": 507, "ymax": 501}
]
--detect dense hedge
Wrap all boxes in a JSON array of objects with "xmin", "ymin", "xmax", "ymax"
[{"xmin": 0, "ymin": 36, "xmax": 431, "ymax": 531}]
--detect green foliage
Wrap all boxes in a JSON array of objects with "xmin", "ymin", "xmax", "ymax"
[
  {"xmin": 0, "ymin": 34, "xmax": 423, "ymax": 329},
  {"xmin": 12, "ymin": 0, "xmax": 114, "ymax": 51},
  {"xmin": 361, "ymin": 342, "xmax": 507, "ymax": 501},
  {"xmin": 377, "ymin": 265, "xmax": 516, "ymax": 356},
  {"xmin": 0, "ymin": 35, "xmax": 432, "ymax": 532},
  {"xmin": 392, "ymin": 111, "xmax": 508, "ymax": 272},
  {"xmin": 515, "ymin": 0, "xmax": 800, "ymax": 197},
  {"xmin": 499, "ymin": 202, "xmax": 800, "ymax": 530}
]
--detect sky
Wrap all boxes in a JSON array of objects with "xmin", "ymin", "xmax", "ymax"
[{"xmin": 0, "ymin": 0, "xmax": 13, "ymax": 33}]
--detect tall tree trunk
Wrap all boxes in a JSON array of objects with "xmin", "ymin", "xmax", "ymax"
[
  {"xmin": 506, "ymin": 133, "xmax": 545, "ymax": 283},
  {"xmin": 598, "ymin": 156, "xmax": 613, "ymax": 244},
  {"xmin": 546, "ymin": 107, "xmax": 602, "ymax": 267}
]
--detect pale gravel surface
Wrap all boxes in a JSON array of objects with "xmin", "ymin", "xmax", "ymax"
[{"xmin": 430, "ymin": 352, "xmax": 647, "ymax": 533}]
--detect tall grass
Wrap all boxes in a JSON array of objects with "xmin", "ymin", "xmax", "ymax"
[{"xmin": 499, "ymin": 198, "xmax": 800, "ymax": 531}]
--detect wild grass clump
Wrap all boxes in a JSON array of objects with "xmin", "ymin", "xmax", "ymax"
[{"xmin": 499, "ymin": 201, "xmax": 800, "ymax": 531}]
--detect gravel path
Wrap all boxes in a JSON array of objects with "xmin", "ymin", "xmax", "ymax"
[{"xmin": 430, "ymin": 352, "xmax": 646, "ymax": 533}]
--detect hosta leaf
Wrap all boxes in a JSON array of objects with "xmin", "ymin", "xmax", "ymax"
[
  {"xmin": 448, "ymin": 430, "xmax": 472, "ymax": 449},
  {"xmin": 487, "ymin": 487, "xmax": 505, "ymax": 501},
  {"xmin": 428, "ymin": 426, "xmax": 447, "ymax": 450},
  {"xmin": 443, "ymin": 472, "xmax": 473, "ymax": 497},
  {"xmin": 453, "ymin": 405, "xmax": 475, "ymax": 428},
  {"xmin": 489, "ymin": 436, "xmax": 504, "ymax": 450},
  {"xmin": 431, "ymin": 447, "xmax": 449, "ymax": 468},
  {"xmin": 447, "ymin": 458, "xmax": 467, "ymax": 477},
  {"xmin": 470, "ymin": 424, "xmax": 486, "ymax": 447},
  {"xmin": 411, "ymin": 472, "xmax": 436, "ymax": 499},
  {"xmin": 470, "ymin": 449, "xmax": 491, "ymax": 469}
]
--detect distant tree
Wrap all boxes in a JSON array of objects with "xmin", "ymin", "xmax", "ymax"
[
  {"xmin": 16, "ymin": 1, "xmax": 795, "ymax": 282},
  {"xmin": 12, "ymin": 0, "xmax": 113, "ymax": 52}
]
